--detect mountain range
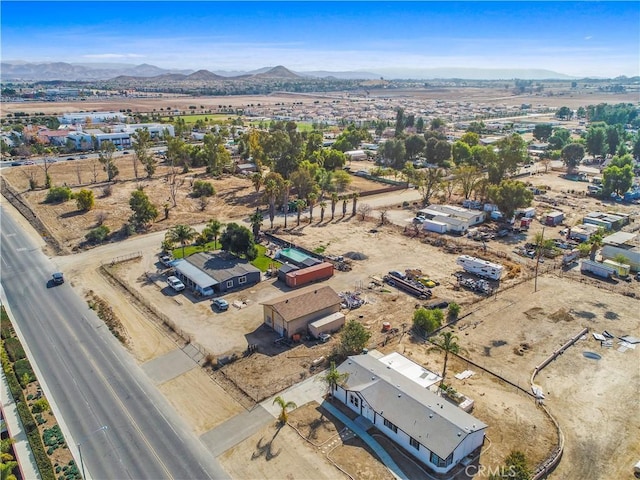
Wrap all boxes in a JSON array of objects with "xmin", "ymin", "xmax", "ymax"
[{"xmin": 0, "ymin": 61, "xmax": 578, "ymax": 82}]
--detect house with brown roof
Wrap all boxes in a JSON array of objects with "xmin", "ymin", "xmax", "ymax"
[{"xmin": 261, "ymin": 285, "xmax": 341, "ymax": 338}]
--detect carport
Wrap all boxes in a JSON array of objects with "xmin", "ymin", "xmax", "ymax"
[{"xmin": 172, "ymin": 259, "xmax": 217, "ymax": 296}]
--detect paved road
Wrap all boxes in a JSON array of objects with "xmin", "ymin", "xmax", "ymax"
[{"xmin": 0, "ymin": 204, "xmax": 228, "ymax": 480}]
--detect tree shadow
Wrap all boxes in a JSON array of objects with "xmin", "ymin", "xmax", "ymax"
[
  {"xmin": 251, "ymin": 425, "xmax": 283, "ymax": 461},
  {"xmin": 603, "ymin": 311, "xmax": 619, "ymax": 320}
]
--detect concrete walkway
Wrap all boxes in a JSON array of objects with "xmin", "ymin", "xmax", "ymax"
[
  {"xmin": 321, "ymin": 400, "xmax": 409, "ymax": 480},
  {"xmin": 1, "ymin": 371, "xmax": 42, "ymax": 480}
]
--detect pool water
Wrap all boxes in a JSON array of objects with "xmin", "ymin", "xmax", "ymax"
[{"xmin": 279, "ymin": 247, "xmax": 313, "ymax": 264}]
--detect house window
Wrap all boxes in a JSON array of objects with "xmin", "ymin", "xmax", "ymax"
[
  {"xmin": 238, "ymin": 275, "xmax": 247, "ymax": 285},
  {"xmin": 410, "ymin": 437, "xmax": 420, "ymax": 450},
  {"xmin": 383, "ymin": 418, "xmax": 397, "ymax": 433},
  {"xmin": 349, "ymin": 394, "xmax": 359, "ymax": 408},
  {"xmin": 430, "ymin": 451, "xmax": 453, "ymax": 468},
  {"xmin": 226, "ymin": 280, "xmax": 234, "ymax": 288}
]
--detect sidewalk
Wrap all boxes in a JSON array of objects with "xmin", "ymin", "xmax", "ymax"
[{"xmin": 1, "ymin": 371, "xmax": 42, "ymax": 480}]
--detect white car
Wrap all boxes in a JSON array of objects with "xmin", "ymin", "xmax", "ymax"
[{"xmin": 167, "ymin": 276, "xmax": 185, "ymax": 292}]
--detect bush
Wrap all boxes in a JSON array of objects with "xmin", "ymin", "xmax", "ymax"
[
  {"xmin": 27, "ymin": 429, "xmax": 54, "ymax": 480},
  {"xmin": 85, "ymin": 225, "xmax": 110, "ymax": 244},
  {"xmin": 15, "ymin": 358, "xmax": 35, "ymax": 386},
  {"xmin": 5, "ymin": 337, "xmax": 25, "ymax": 361},
  {"xmin": 17, "ymin": 401, "xmax": 36, "ymax": 433},
  {"xmin": 448, "ymin": 302, "xmax": 461, "ymax": 319},
  {"xmin": 0, "ymin": 307, "xmax": 13, "ymax": 339},
  {"xmin": 412, "ymin": 308, "xmax": 443, "ymax": 337},
  {"xmin": 75, "ymin": 189, "xmax": 95, "ymax": 211},
  {"xmin": 44, "ymin": 186, "xmax": 73, "ymax": 204},
  {"xmin": 102, "ymin": 184, "xmax": 113, "ymax": 197},
  {"xmin": 191, "ymin": 180, "xmax": 215, "ymax": 198},
  {"xmin": 32, "ymin": 398, "xmax": 50, "ymax": 413}
]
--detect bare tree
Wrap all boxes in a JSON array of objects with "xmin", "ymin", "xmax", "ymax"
[
  {"xmin": 90, "ymin": 157, "xmax": 101, "ymax": 183},
  {"xmin": 197, "ymin": 195, "xmax": 209, "ymax": 212},
  {"xmin": 22, "ymin": 167, "xmax": 39, "ymax": 190},
  {"xmin": 379, "ymin": 208, "xmax": 389, "ymax": 225},
  {"xmin": 540, "ymin": 158, "xmax": 551, "ymax": 173},
  {"xmin": 95, "ymin": 211, "xmax": 108, "ymax": 226},
  {"xmin": 37, "ymin": 155, "xmax": 56, "ymax": 188},
  {"xmin": 166, "ymin": 162, "xmax": 185, "ymax": 207},
  {"xmin": 356, "ymin": 203, "xmax": 372, "ymax": 221},
  {"xmin": 75, "ymin": 164, "xmax": 83, "ymax": 185}
]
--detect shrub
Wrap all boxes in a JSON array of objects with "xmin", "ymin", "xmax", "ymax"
[
  {"xmin": 15, "ymin": 358, "xmax": 35, "ymax": 385},
  {"xmin": 27, "ymin": 429, "xmax": 54, "ymax": 480},
  {"xmin": 102, "ymin": 184, "xmax": 113, "ymax": 197},
  {"xmin": 44, "ymin": 186, "xmax": 73, "ymax": 204},
  {"xmin": 32, "ymin": 398, "xmax": 50, "ymax": 413},
  {"xmin": 191, "ymin": 180, "xmax": 215, "ymax": 198},
  {"xmin": 75, "ymin": 189, "xmax": 95, "ymax": 211},
  {"xmin": 17, "ymin": 401, "xmax": 36, "ymax": 433},
  {"xmin": 448, "ymin": 302, "xmax": 461, "ymax": 319},
  {"xmin": 85, "ymin": 225, "xmax": 110, "ymax": 244},
  {"xmin": 412, "ymin": 308, "xmax": 443, "ymax": 337},
  {"xmin": 4, "ymin": 337, "xmax": 25, "ymax": 361}
]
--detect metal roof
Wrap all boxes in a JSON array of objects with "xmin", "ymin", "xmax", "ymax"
[
  {"xmin": 172, "ymin": 259, "xmax": 218, "ymax": 288},
  {"xmin": 337, "ymin": 354, "xmax": 487, "ymax": 460}
]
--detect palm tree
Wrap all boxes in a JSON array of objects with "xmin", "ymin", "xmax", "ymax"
[
  {"xmin": 589, "ymin": 231, "xmax": 604, "ymax": 261},
  {"xmin": 319, "ymin": 201, "xmax": 327, "ymax": 223},
  {"xmin": 206, "ymin": 219, "xmax": 223, "ymax": 250},
  {"xmin": 282, "ymin": 180, "xmax": 291, "ymax": 229},
  {"xmin": 165, "ymin": 224, "xmax": 197, "ymax": 258},
  {"xmin": 295, "ymin": 199, "xmax": 306, "ymax": 226},
  {"xmin": 264, "ymin": 179, "xmax": 279, "ymax": 229},
  {"xmin": 249, "ymin": 208, "xmax": 263, "ymax": 239},
  {"xmin": 435, "ymin": 331, "xmax": 460, "ymax": 388},
  {"xmin": 330, "ymin": 193, "xmax": 339, "ymax": 221},
  {"xmin": 251, "ymin": 172, "xmax": 263, "ymax": 193},
  {"xmin": 307, "ymin": 192, "xmax": 317, "ymax": 223},
  {"xmin": 342, "ymin": 197, "xmax": 348, "ymax": 218},
  {"xmin": 351, "ymin": 192, "xmax": 359, "ymax": 217},
  {"xmin": 272, "ymin": 395, "xmax": 297, "ymax": 425},
  {"xmin": 320, "ymin": 361, "xmax": 349, "ymax": 396}
]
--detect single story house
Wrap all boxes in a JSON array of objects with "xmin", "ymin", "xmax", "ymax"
[
  {"xmin": 333, "ymin": 353, "xmax": 487, "ymax": 474},
  {"xmin": 583, "ymin": 211, "xmax": 626, "ymax": 231},
  {"xmin": 172, "ymin": 252, "xmax": 261, "ymax": 296},
  {"xmin": 418, "ymin": 205, "xmax": 486, "ymax": 234},
  {"xmin": 567, "ymin": 223, "xmax": 600, "ymax": 242},
  {"xmin": 261, "ymin": 285, "xmax": 341, "ymax": 338}
]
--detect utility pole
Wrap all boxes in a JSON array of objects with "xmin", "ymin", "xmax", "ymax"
[{"xmin": 534, "ymin": 227, "xmax": 545, "ymax": 292}]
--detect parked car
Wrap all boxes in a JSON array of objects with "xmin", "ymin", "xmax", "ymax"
[
  {"xmin": 167, "ymin": 276, "xmax": 185, "ymax": 292},
  {"xmin": 79, "ymin": 155, "xmax": 88, "ymax": 159},
  {"xmin": 160, "ymin": 255, "xmax": 174, "ymax": 267},
  {"xmin": 213, "ymin": 298, "xmax": 229, "ymax": 311},
  {"xmin": 66, "ymin": 157, "xmax": 76, "ymax": 161},
  {"xmin": 388, "ymin": 270, "xmax": 406, "ymax": 280},
  {"xmin": 52, "ymin": 272, "xmax": 64, "ymax": 285},
  {"xmin": 319, "ymin": 333, "xmax": 331, "ymax": 343},
  {"xmin": 354, "ymin": 170, "xmax": 369, "ymax": 177},
  {"xmin": 122, "ymin": 151, "xmax": 130, "ymax": 155},
  {"xmin": 10, "ymin": 161, "xmax": 23, "ymax": 166}
]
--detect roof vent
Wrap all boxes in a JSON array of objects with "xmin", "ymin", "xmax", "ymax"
[
  {"xmin": 285, "ymin": 299, "xmax": 289, "ymax": 303},
  {"xmin": 398, "ymin": 394, "xmax": 402, "ymax": 398},
  {"xmin": 441, "ymin": 405, "xmax": 444, "ymax": 409},
  {"xmin": 472, "ymin": 424, "xmax": 476, "ymax": 429},
  {"xmin": 371, "ymin": 376, "xmax": 376, "ymax": 380},
  {"xmin": 429, "ymin": 414, "xmax": 433, "ymax": 418},
  {"xmin": 458, "ymin": 432, "xmax": 462, "ymax": 437}
]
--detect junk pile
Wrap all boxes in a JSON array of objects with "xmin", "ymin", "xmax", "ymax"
[{"xmin": 340, "ymin": 291, "xmax": 365, "ymax": 309}]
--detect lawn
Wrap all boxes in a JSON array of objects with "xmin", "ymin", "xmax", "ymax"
[
  {"xmin": 159, "ymin": 114, "xmax": 235, "ymax": 124},
  {"xmin": 172, "ymin": 243, "xmax": 280, "ymax": 272},
  {"xmin": 246, "ymin": 120, "xmax": 314, "ymax": 132}
]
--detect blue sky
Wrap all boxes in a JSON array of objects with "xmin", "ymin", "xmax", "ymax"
[{"xmin": 2, "ymin": 1, "xmax": 638, "ymax": 77}]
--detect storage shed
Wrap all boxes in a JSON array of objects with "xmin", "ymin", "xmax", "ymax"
[
  {"xmin": 277, "ymin": 263, "xmax": 299, "ymax": 282},
  {"xmin": 285, "ymin": 262, "xmax": 334, "ymax": 288},
  {"xmin": 423, "ymin": 219, "xmax": 448, "ymax": 234},
  {"xmin": 308, "ymin": 312, "xmax": 346, "ymax": 339},
  {"xmin": 545, "ymin": 211, "xmax": 564, "ymax": 226}
]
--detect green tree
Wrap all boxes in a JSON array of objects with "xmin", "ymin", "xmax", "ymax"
[
  {"xmin": 452, "ymin": 141, "xmax": 472, "ymax": 165},
  {"xmin": 204, "ymin": 219, "xmax": 223, "ymax": 249},
  {"xmin": 85, "ymin": 225, "xmax": 110, "ymax": 244},
  {"xmin": 434, "ymin": 331, "xmax": 460, "ymax": 387},
  {"xmin": 487, "ymin": 180, "xmax": 533, "ymax": 222},
  {"xmin": 249, "ymin": 209, "xmax": 263, "ymax": 238},
  {"xmin": 453, "ymin": 166, "xmax": 482, "ymax": 199},
  {"xmin": 290, "ymin": 168, "xmax": 316, "ymax": 201},
  {"xmin": 330, "ymin": 192, "xmax": 339, "ymax": 220},
  {"xmin": 320, "ymin": 361, "xmax": 349, "ymax": 395},
  {"xmin": 488, "ymin": 134, "xmax": 526, "ymax": 184},
  {"xmin": 251, "ymin": 173, "xmax": 263, "ymax": 193},
  {"xmin": 460, "ymin": 132, "xmax": 480, "ymax": 147},
  {"xmin": 351, "ymin": 192, "xmax": 359, "ymax": 217},
  {"xmin": 340, "ymin": 319, "xmax": 371, "ymax": 355},
  {"xmin": 555, "ymin": 106, "xmax": 572, "ymax": 120},
  {"xmin": 415, "ymin": 117, "xmax": 425, "ymax": 133},
  {"xmin": 394, "ymin": 108, "xmax": 405, "ymax": 137},
  {"xmin": 263, "ymin": 173, "xmax": 283, "ymax": 228},
  {"xmin": 533, "ymin": 124, "xmax": 553, "ymax": 141},
  {"xmin": 75, "ymin": 189, "xmax": 95, "ymax": 211},
  {"xmin": 332, "ymin": 170, "xmax": 352, "ymax": 192},
  {"xmin": 129, "ymin": 188, "xmax": 158, "ymax": 228},
  {"xmin": 132, "ymin": 128, "xmax": 153, "ymax": 179},
  {"xmin": 319, "ymin": 200, "xmax": 327, "ymax": 223},
  {"xmin": 404, "ymin": 134, "xmax": 426, "ymax": 160},
  {"xmin": 44, "ymin": 186, "xmax": 73, "ymax": 204},
  {"xmin": 272, "ymin": 396, "xmax": 297, "ymax": 425},
  {"xmin": 412, "ymin": 308, "xmax": 443, "ymax": 337},
  {"xmin": 166, "ymin": 224, "xmax": 197, "ymax": 258},
  {"xmin": 192, "ymin": 180, "xmax": 216, "ymax": 198},
  {"xmin": 295, "ymin": 199, "xmax": 306, "ymax": 226},
  {"xmin": 307, "ymin": 192, "xmax": 318, "ymax": 223},
  {"xmin": 605, "ymin": 124, "xmax": 622, "ymax": 156},
  {"xmin": 561, "ymin": 143, "xmax": 585, "ymax": 172},
  {"xmin": 380, "ymin": 139, "xmax": 406, "ymax": 169},
  {"xmin": 602, "ymin": 163, "xmax": 633, "ymax": 197},
  {"xmin": 585, "ymin": 126, "xmax": 608, "ymax": 158},
  {"xmin": 98, "ymin": 141, "xmax": 118, "ymax": 181},
  {"xmin": 220, "ymin": 223, "xmax": 255, "ymax": 257},
  {"xmin": 492, "ymin": 450, "xmax": 532, "ymax": 480}
]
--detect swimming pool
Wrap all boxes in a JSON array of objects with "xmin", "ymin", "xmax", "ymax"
[{"xmin": 278, "ymin": 247, "xmax": 313, "ymax": 264}]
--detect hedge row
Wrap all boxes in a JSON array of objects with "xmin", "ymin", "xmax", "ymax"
[
  {"xmin": 15, "ymin": 358, "xmax": 35, "ymax": 386},
  {"xmin": 1, "ymin": 307, "xmax": 13, "ymax": 339},
  {"xmin": 4, "ymin": 336, "xmax": 25, "ymax": 361},
  {"xmin": 0, "ymin": 318, "xmax": 55, "ymax": 480}
]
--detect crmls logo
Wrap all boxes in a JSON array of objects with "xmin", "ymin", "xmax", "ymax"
[{"xmin": 464, "ymin": 465, "xmax": 518, "ymax": 478}]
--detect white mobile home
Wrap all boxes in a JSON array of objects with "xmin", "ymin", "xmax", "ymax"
[{"xmin": 456, "ymin": 255, "xmax": 503, "ymax": 280}]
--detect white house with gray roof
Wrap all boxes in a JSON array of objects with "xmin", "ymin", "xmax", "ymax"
[{"xmin": 333, "ymin": 353, "xmax": 486, "ymax": 474}]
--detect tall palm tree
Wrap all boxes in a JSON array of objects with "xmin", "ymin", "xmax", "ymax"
[
  {"xmin": 319, "ymin": 201, "xmax": 327, "ymax": 223},
  {"xmin": 206, "ymin": 219, "xmax": 223, "ymax": 250},
  {"xmin": 249, "ymin": 208, "xmax": 263, "ymax": 239},
  {"xmin": 589, "ymin": 231, "xmax": 604, "ymax": 261},
  {"xmin": 251, "ymin": 172, "xmax": 263, "ymax": 193},
  {"xmin": 436, "ymin": 331, "xmax": 460, "ymax": 388},
  {"xmin": 263, "ymin": 179, "xmax": 279, "ymax": 229},
  {"xmin": 351, "ymin": 192, "xmax": 359, "ymax": 217},
  {"xmin": 320, "ymin": 361, "xmax": 349, "ymax": 396},
  {"xmin": 165, "ymin": 224, "xmax": 197, "ymax": 258},
  {"xmin": 282, "ymin": 180, "xmax": 291, "ymax": 229},
  {"xmin": 307, "ymin": 192, "xmax": 317, "ymax": 223},
  {"xmin": 330, "ymin": 193, "xmax": 339, "ymax": 221},
  {"xmin": 272, "ymin": 396, "xmax": 297, "ymax": 425},
  {"xmin": 295, "ymin": 199, "xmax": 306, "ymax": 226}
]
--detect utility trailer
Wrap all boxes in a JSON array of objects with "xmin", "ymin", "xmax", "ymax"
[
  {"xmin": 580, "ymin": 259, "xmax": 616, "ymax": 279},
  {"xmin": 383, "ymin": 274, "xmax": 432, "ymax": 299}
]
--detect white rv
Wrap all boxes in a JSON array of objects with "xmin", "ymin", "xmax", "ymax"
[{"xmin": 456, "ymin": 255, "xmax": 503, "ymax": 281}]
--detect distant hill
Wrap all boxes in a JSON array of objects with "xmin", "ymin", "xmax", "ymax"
[
  {"xmin": 252, "ymin": 65, "xmax": 301, "ymax": 79},
  {"xmin": 373, "ymin": 67, "xmax": 577, "ymax": 80},
  {"xmin": 186, "ymin": 69, "xmax": 226, "ymax": 81}
]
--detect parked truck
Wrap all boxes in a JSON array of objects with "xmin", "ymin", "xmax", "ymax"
[
  {"xmin": 561, "ymin": 249, "xmax": 580, "ymax": 266},
  {"xmin": 384, "ymin": 274, "xmax": 432, "ymax": 299},
  {"xmin": 580, "ymin": 260, "xmax": 616, "ymax": 279},
  {"xmin": 456, "ymin": 255, "xmax": 503, "ymax": 281}
]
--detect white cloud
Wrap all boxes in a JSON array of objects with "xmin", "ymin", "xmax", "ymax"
[{"xmin": 584, "ymin": 36, "xmax": 593, "ymax": 40}]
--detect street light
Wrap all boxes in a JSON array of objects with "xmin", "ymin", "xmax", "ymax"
[{"xmin": 77, "ymin": 425, "xmax": 108, "ymax": 480}]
